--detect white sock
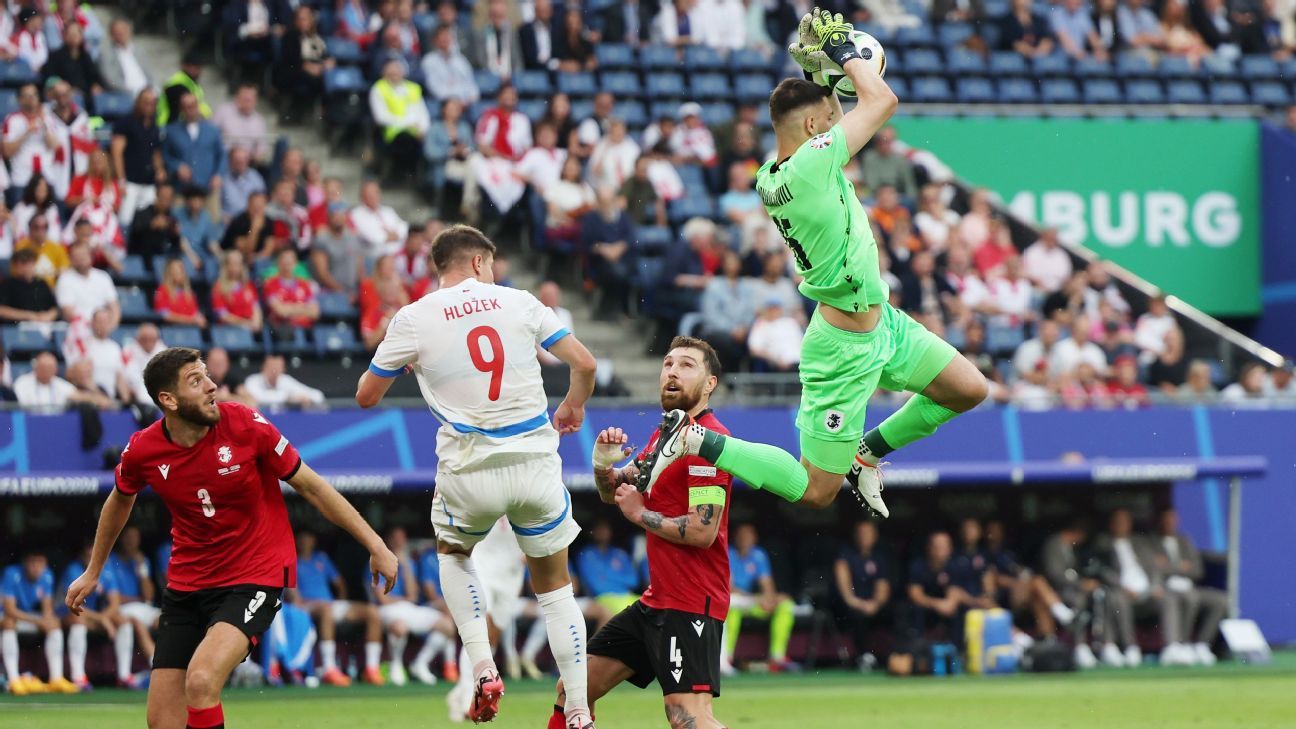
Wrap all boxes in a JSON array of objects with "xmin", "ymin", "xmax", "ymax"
[
  {"xmin": 437, "ymin": 553, "xmax": 494, "ymax": 677},
  {"xmin": 114, "ymin": 625, "xmax": 134, "ymax": 680},
  {"xmin": 387, "ymin": 633, "xmax": 408, "ymax": 671},
  {"xmin": 456, "ymin": 646, "xmax": 472, "ymax": 691},
  {"xmin": 414, "ymin": 632, "xmax": 444, "ymax": 669},
  {"xmin": 68, "ymin": 624, "xmax": 88, "ymax": 682},
  {"xmin": 365, "ymin": 641, "xmax": 382, "ymax": 670},
  {"xmin": 441, "ymin": 639, "xmax": 456, "ymax": 667},
  {"xmin": 320, "ymin": 640, "xmax": 338, "ymax": 672},
  {"xmin": 501, "ymin": 621, "xmax": 518, "ymax": 662},
  {"xmin": 522, "ymin": 615, "xmax": 548, "ymax": 661},
  {"xmin": 2, "ymin": 629, "xmax": 19, "ymax": 681},
  {"xmin": 537, "ymin": 584, "xmax": 588, "ymax": 716},
  {"xmin": 45, "ymin": 629, "xmax": 65, "ymax": 681}
]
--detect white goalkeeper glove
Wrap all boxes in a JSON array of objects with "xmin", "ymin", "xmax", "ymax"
[{"xmin": 593, "ymin": 440, "xmax": 627, "ymax": 470}]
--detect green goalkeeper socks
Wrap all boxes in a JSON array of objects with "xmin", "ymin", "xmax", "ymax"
[
  {"xmin": 868, "ymin": 395, "xmax": 960, "ymax": 458},
  {"xmin": 699, "ymin": 431, "xmax": 810, "ymax": 504}
]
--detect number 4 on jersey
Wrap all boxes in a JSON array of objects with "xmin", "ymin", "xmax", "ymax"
[{"xmin": 773, "ymin": 217, "xmax": 813, "ymax": 271}]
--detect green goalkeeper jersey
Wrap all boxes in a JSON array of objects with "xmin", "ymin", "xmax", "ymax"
[{"xmin": 755, "ymin": 125, "xmax": 889, "ymax": 313}]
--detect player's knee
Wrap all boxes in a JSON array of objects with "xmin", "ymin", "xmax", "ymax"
[
  {"xmin": 0, "ymin": 615, "xmax": 14, "ymax": 630},
  {"xmin": 42, "ymin": 618, "xmax": 60, "ymax": 633},
  {"xmin": 184, "ymin": 666, "xmax": 223, "ymax": 704},
  {"xmin": 391, "ymin": 621, "xmax": 409, "ymax": 637},
  {"xmin": 801, "ymin": 473, "xmax": 840, "ymax": 509},
  {"xmin": 948, "ymin": 366, "xmax": 989, "ymax": 412}
]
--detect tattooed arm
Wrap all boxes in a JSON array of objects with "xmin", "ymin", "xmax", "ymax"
[
  {"xmin": 613, "ymin": 484, "xmax": 726, "ymax": 549},
  {"xmin": 592, "ymin": 426, "xmax": 640, "ymax": 504}
]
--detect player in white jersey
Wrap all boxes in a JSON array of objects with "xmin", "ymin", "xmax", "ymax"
[{"xmin": 357, "ymin": 225, "xmax": 598, "ymax": 729}]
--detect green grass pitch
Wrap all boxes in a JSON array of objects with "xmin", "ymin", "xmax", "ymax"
[{"xmin": 4, "ymin": 656, "xmax": 1294, "ymax": 728}]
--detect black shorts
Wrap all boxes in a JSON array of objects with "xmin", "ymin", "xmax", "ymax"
[
  {"xmin": 153, "ymin": 584, "xmax": 284, "ymax": 670},
  {"xmin": 587, "ymin": 600, "xmax": 723, "ymax": 696}
]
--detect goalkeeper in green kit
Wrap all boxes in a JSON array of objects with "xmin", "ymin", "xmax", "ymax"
[{"xmin": 635, "ymin": 9, "xmax": 988, "ymax": 516}]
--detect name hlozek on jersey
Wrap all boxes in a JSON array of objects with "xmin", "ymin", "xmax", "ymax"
[
  {"xmin": 443, "ymin": 298, "xmax": 502, "ymax": 320},
  {"xmin": 758, "ymin": 183, "xmax": 793, "ymax": 207}
]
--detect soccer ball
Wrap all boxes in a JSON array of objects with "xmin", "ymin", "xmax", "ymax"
[{"xmin": 813, "ymin": 30, "xmax": 887, "ymax": 98}]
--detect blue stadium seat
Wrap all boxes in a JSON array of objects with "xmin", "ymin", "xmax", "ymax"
[
  {"xmin": 412, "ymin": 12, "xmax": 436, "ymax": 40},
  {"xmin": 734, "ymin": 75, "xmax": 774, "ymax": 104},
  {"xmin": 676, "ymin": 165, "xmax": 707, "ymax": 193},
  {"xmin": 210, "ymin": 325, "xmax": 260, "ymax": 356},
  {"xmin": 1209, "ymin": 80, "xmax": 1249, "ymax": 104},
  {"xmin": 600, "ymin": 71, "xmax": 643, "ymax": 98},
  {"xmin": 1239, "ymin": 55, "xmax": 1279, "ymax": 80},
  {"xmin": 947, "ymin": 49, "xmax": 986, "ymax": 75},
  {"xmin": 517, "ymin": 99, "xmax": 547, "ymax": 123},
  {"xmin": 1114, "ymin": 52, "xmax": 1154, "ymax": 77},
  {"xmin": 1158, "ymin": 55, "xmax": 1197, "ymax": 79},
  {"xmin": 0, "ymin": 60, "xmax": 36, "ymax": 87},
  {"xmin": 943, "ymin": 325, "xmax": 967, "ymax": 351},
  {"xmin": 956, "ymin": 77, "xmax": 995, "ymax": 103},
  {"xmin": 1282, "ymin": 57, "xmax": 1296, "ymax": 80},
  {"xmin": 1073, "ymin": 58, "xmax": 1112, "ymax": 77},
  {"xmin": 160, "ymin": 326, "xmax": 205, "ymax": 350},
  {"xmin": 997, "ymin": 78, "xmax": 1037, "ymax": 103},
  {"xmin": 635, "ymin": 226, "xmax": 673, "ymax": 256},
  {"xmin": 1, "ymin": 325, "xmax": 52, "ymax": 357},
  {"xmin": 572, "ymin": 101, "xmax": 595, "ymax": 123},
  {"xmin": 118, "ymin": 287, "xmax": 160, "ymax": 322},
  {"xmin": 729, "ymin": 48, "xmax": 776, "ymax": 73},
  {"xmin": 1031, "ymin": 54, "xmax": 1071, "ymax": 77},
  {"xmin": 667, "ymin": 197, "xmax": 716, "ymax": 225},
  {"xmin": 594, "ymin": 43, "xmax": 635, "ymax": 70},
  {"xmin": 317, "ymin": 291, "xmax": 358, "ymax": 321},
  {"xmin": 1202, "ymin": 55, "xmax": 1238, "ymax": 79},
  {"xmin": 683, "ymin": 45, "xmax": 725, "ymax": 71},
  {"xmin": 894, "ymin": 25, "xmax": 936, "ymax": 48},
  {"xmin": 1040, "ymin": 78, "xmax": 1080, "ymax": 103},
  {"xmin": 514, "ymin": 70, "xmax": 553, "ymax": 98},
  {"xmin": 635, "ymin": 257, "xmax": 666, "ymax": 316},
  {"xmin": 986, "ymin": 325, "xmax": 1025, "ymax": 354},
  {"xmin": 937, "ymin": 22, "xmax": 976, "ymax": 48},
  {"xmin": 887, "ymin": 77, "xmax": 909, "ymax": 99},
  {"xmin": 699, "ymin": 102, "xmax": 734, "ymax": 127},
  {"xmin": 474, "ymin": 70, "xmax": 501, "ymax": 98},
  {"xmin": 649, "ymin": 101, "xmax": 679, "ymax": 121},
  {"xmin": 984, "ymin": 0, "xmax": 1011, "ymax": 16},
  {"xmin": 1166, "ymin": 80, "xmax": 1206, "ymax": 104},
  {"xmin": 856, "ymin": 23, "xmax": 893, "ymax": 44},
  {"xmin": 1124, "ymin": 79, "xmax": 1164, "ymax": 104},
  {"xmin": 902, "ymin": 48, "xmax": 943, "ymax": 76},
  {"xmin": 93, "ymin": 91, "xmax": 135, "ymax": 121},
  {"xmin": 688, "ymin": 73, "xmax": 731, "ymax": 100},
  {"xmin": 1082, "ymin": 79, "xmax": 1122, "ymax": 104},
  {"xmin": 314, "ymin": 324, "xmax": 365, "ymax": 357},
  {"xmin": 645, "ymin": 72, "xmax": 686, "ymax": 100},
  {"xmin": 466, "ymin": 100, "xmax": 492, "ymax": 124},
  {"xmin": 114, "ymin": 255, "xmax": 155, "ymax": 286},
  {"xmin": 557, "ymin": 72, "xmax": 598, "ymax": 98},
  {"xmin": 267, "ymin": 327, "xmax": 313, "ymax": 356},
  {"xmin": 1251, "ymin": 81, "xmax": 1292, "ymax": 107},
  {"xmin": 323, "ymin": 66, "xmax": 364, "ymax": 95},
  {"xmin": 910, "ymin": 76, "xmax": 953, "ymax": 103},
  {"xmin": 109, "ymin": 325, "xmax": 137, "ymax": 348},
  {"xmin": 0, "ymin": 89, "xmax": 16, "ymax": 118},
  {"xmin": 988, "ymin": 52, "xmax": 1028, "ymax": 76},
  {"xmin": 325, "ymin": 37, "xmax": 363, "ymax": 66},
  {"xmin": 638, "ymin": 45, "xmax": 679, "ymax": 70},
  {"xmin": 618, "ymin": 100, "xmax": 648, "ymax": 128}
]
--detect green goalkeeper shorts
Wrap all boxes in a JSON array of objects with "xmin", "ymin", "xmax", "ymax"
[{"xmin": 796, "ymin": 303, "xmax": 958, "ymax": 474}]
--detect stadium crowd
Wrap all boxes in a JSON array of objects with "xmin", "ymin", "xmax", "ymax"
[{"xmin": 2, "ymin": 508, "xmax": 1229, "ymax": 693}]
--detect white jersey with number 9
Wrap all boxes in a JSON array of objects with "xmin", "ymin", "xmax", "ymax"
[{"xmin": 368, "ymin": 278, "xmax": 571, "ymax": 473}]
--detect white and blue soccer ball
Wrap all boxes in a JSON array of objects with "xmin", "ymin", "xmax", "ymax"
[{"xmin": 813, "ymin": 30, "xmax": 887, "ymax": 98}]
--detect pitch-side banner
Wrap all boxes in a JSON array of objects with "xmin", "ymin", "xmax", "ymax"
[{"xmin": 895, "ymin": 117, "xmax": 1261, "ymax": 316}]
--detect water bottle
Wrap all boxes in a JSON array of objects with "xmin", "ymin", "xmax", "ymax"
[{"xmin": 346, "ymin": 656, "xmax": 358, "ymax": 681}]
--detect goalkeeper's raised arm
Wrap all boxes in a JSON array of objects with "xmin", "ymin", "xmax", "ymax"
[{"xmin": 811, "ymin": 9, "xmax": 898, "ymax": 156}]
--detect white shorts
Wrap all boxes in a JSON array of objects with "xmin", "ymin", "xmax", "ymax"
[
  {"xmin": 379, "ymin": 600, "xmax": 444, "ymax": 634},
  {"xmin": 14, "ymin": 619, "xmax": 42, "ymax": 634},
  {"xmin": 328, "ymin": 599, "xmax": 360, "ymax": 623},
  {"xmin": 431, "ymin": 452, "xmax": 580, "ymax": 560},
  {"xmin": 119, "ymin": 601, "xmax": 162, "ymax": 626}
]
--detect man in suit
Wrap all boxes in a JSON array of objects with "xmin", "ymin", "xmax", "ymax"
[
  {"xmin": 899, "ymin": 250, "xmax": 957, "ymax": 323},
  {"xmin": 161, "ymin": 92, "xmax": 226, "ymax": 204},
  {"xmin": 520, "ymin": 0, "xmax": 557, "ymax": 71},
  {"xmin": 98, "ymin": 19, "xmax": 154, "ymax": 98},
  {"xmin": 1152, "ymin": 508, "xmax": 1227, "ymax": 665},
  {"xmin": 1091, "ymin": 509, "xmax": 1184, "ymax": 669},
  {"xmin": 600, "ymin": 0, "xmax": 657, "ymax": 46},
  {"xmin": 473, "ymin": 0, "xmax": 523, "ymax": 79},
  {"xmin": 1040, "ymin": 518, "xmax": 1131, "ymax": 668}
]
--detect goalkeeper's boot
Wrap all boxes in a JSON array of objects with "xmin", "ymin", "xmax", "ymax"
[
  {"xmin": 468, "ymin": 670, "xmax": 504, "ymax": 723},
  {"xmin": 845, "ymin": 441, "xmax": 890, "ymax": 518},
  {"xmin": 566, "ymin": 711, "xmax": 596, "ymax": 729},
  {"xmin": 634, "ymin": 410, "xmax": 703, "ymax": 495}
]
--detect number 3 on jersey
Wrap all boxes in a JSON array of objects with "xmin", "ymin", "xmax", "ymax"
[
  {"xmin": 772, "ymin": 217, "xmax": 812, "ymax": 271},
  {"xmin": 197, "ymin": 488, "xmax": 215, "ymax": 518},
  {"xmin": 467, "ymin": 325, "xmax": 505, "ymax": 401}
]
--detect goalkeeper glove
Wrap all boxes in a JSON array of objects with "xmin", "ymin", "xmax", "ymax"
[
  {"xmin": 593, "ymin": 440, "xmax": 627, "ymax": 470},
  {"xmin": 810, "ymin": 9, "xmax": 861, "ymax": 70}
]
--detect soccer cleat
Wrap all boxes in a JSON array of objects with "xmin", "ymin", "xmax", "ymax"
[
  {"xmin": 520, "ymin": 657, "xmax": 542, "ymax": 680},
  {"xmin": 443, "ymin": 660, "xmax": 460, "ymax": 683},
  {"xmin": 48, "ymin": 676, "xmax": 79, "ymax": 694},
  {"xmin": 22, "ymin": 674, "xmax": 50, "ymax": 694},
  {"xmin": 118, "ymin": 671, "xmax": 149, "ymax": 690},
  {"xmin": 320, "ymin": 667, "xmax": 351, "ymax": 687},
  {"xmin": 467, "ymin": 672, "xmax": 504, "ymax": 723},
  {"xmin": 8, "ymin": 676, "xmax": 30, "ymax": 696},
  {"xmin": 1074, "ymin": 644, "xmax": 1098, "ymax": 669},
  {"xmin": 1194, "ymin": 642, "xmax": 1217, "ymax": 666},
  {"xmin": 1124, "ymin": 645, "xmax": 1142, "ymax": 668},
  {"xmin": 411, "ymin": 662, "xmax": 438, "ymax": 686},
  {"xmin": 846, "ymin": 449, "xmax": 890, "ymax": 517},
  {"xmin": 361, "ymin": 666, "xmax": 385, "ymax": 686},
  {"xmin": 1100, "ymin": 643, "xmax": 1124, "ymax": 668},
  {"xmin": 566, "ymin": 712, "xmax": 596, "ymax": 729},
  {"xmin": 634, "ymin": 410, "xmax": 701, "ymax": 495},
  {"xmin": 768, "ymin": 658, "xmax": 803, "ymax": 673},
  {"xmin": 74, "ymin": 676, "xmax": 93, "ymax": 692},
  {"xmin": 390, "ymin": 662, "xmax": 408, "ymax": 687}
]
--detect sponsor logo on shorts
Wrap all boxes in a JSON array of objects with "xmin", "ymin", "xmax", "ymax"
[
  {"xmin": 688, "ymin": 465, "xmax": 717, "ymax": 478},
  {"xmin": 824, "ymin": 410, "xmax": 844, "ymax": 433}
]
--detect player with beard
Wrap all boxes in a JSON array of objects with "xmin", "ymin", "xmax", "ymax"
[
  {"xmin": 548, "ymin": 336, "xmax": 733, "ymax": 729},
  {"xmin": 65, "ymin": 348, "xmax": 399, "ymax": 729}
]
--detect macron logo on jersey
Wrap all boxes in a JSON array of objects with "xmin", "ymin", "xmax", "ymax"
[
  {"xmin": 158, "ymin": 464, "xmax": 170, "ymax": 480},
  {"xmin": 443, "ymin": 298, "xmax": 501, "ymax": 320}
]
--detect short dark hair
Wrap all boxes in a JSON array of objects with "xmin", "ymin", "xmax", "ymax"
[
  {"xmin": 10, "ymin": 247, "xmax": 37, "ymax": 264},
  {"xmin": 668, "ymin": 335, "xmax": 722, "ymax": 379},
  {"xmin": 768, "ymin": 78, "xmax": 830, "ymax": 125},
  {"xmin": 431, "ymin": 224, "xmax": 497, "ymax": 271},
  {"xmin": 143, "ymin": 347, "xmax": 202, "ymax": 408}
]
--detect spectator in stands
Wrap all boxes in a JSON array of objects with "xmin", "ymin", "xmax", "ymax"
[
  {"xmin": 671, "ymin": 102, "xmax": 718, "ymax": 168},
  {"xmin": 951, "ymin": 519, "xmax": 998, "ymax": 611},
  {"xmin": 1134, "ymin": 294, "xmax": 1175, "ymax": 358},
  {"xmin": 1221, "ymin": 361, "xmax": 1268, "ymax": 404},
  {"xmin": 66, "ymin": 149, "xmax": 120, "ymax": 212},
  {"xmin": 128, "ymin": 182, "xmax": 190, "ymax": 268},
  {"xmin": 900, "ymin": 249, "xmax": 957, "ymax": 324},
  {"xmin": 700, "ymin": 249, "xmax": 756, "ymax": 373},
  {"xmin": 394, "ymin": 222, "xmax": 435, "ymax": 300},
  {"xmin": 521, "ymin": 0, "xmax": 557, "ymax": 71},
  {"xmin": 1020, "ymin": 227, "xmax": 1071, "ymax": 294},
  {"xmin": 421, "ymin": 23, "xmax": 478, "ymax": 104},
  {"xmin": 870, "ymin": 184, "xmax": 913, "ymax": 250},
  {"xmin": 645, "ymin": 139, "xmax": 686, "ymax": 202},
  {"xmin": 602, "ymin": 0, "xmax": 653, "ymax": 46},
  {"xmin": 653, "ymin": 0, "xmax": 701, "ymax": 46},
  {"xmin": 534, "ymin": 279, "xmax": 576, "ymax": 370},
  {"xmin": 1258, "ymin": 0, "xmax": 1294, "ymax": 56},
  {"xmin": 1266, "ymin": 359, "xmax": 1296, "ymax": 398},
  {"xmin": 971, "ymin": 216, "xmax": 1016, "ymax": 277},
  {"xmin": 1107, "ymin": 354, "xmax": 1149, "ymax": 407},
  {"xmin": 581, "ymin": 186, "xmax": 635, "ymax": 319},
  {"xmin": 244, "ymin": 353, "xmax": 326, "ymax": 407},
  {"xmin": 277, "ymin": 6, "xmax": 332, "ymax": 113},
  {"xmin": 1191, "ymin": 0, "xmax": 1243, "ymax": 57},
  {"xmin": 718, "ymin": 161, "xmax": 763, "ymax": 229},
  {"xmin": 351, "ymin": 180, "xmax": 409, "ymax": 262},
  {"xmin": 1090, "ymin": 0, "xmax": 1127, "ymax": 55},
  {"xmin": 476, "ymin": 82, "xmax": 532, "ymax": 162},
  {"xmin": 1059, "ymin": 361, "xmax": 1113, "ymax": 409},
  {"xmin": 620, "ymin": 154, "xmax": 666, "ymax": 227},
  {"xmin": 361, "ymin": 277, "xmax": 408, "ymax": 350},
  {"xmin": 981, "ymin": 256, "xmax": 1035, "ymax": 328},
  {"xmin": 263, "ymin": 248, "xmax": 321, "ymax": 341},
  {"xmin": 516, "ymin": 122, "xmax": 567, "ymax": 246},
  {"xmin": 98, "ymin": 18, "xmax": 152, "ymax": 98},
  {"xmin": 13, "ymin": 176, "xmax": 62, "ymax": 246},
  {"xmin": 369, "ymin": 58, "xmax": 429, "ymax": 182},
  {"xmin": 1144, "ymin": 325, "xmax": 1187, "ymax": 391},
  {"xmin": 1, "ymin": 551, "xmax": 76, "ymax": 694},
  {"xmin": 1161, "ymin": 0, "xmax": 1212, "ymax": 63},
  {"xmin": 1095, "ymin": 509, "xmax": 1173, "ymax": 668},
  {"xmin": 1013, "ymin": 318, "xmax": 1061, "ymax": 378},
  {"xmin": 1051, "ymin": 0, "xmax": 1107, "ymax": 60},
  {"xmin": 1153, "ymin": 508, "xmax": 1226, "ymax": 665},
  {"xmin": 1083, "ymin": 261, "xmax": 1130, "ymax": 319},
  {"xmin": 154, "ymin": 258, "xmax": 207, "ymax": 327},
  {"xmin": 554, "ymin": 7, "xmax": 597, "ymax": 71},
  {"xmin": 472, "ymin": 0, "xmax": 523, "ymax": 78},
  {"xmin": 163, "ymin": 92, "xmax": 225, "ymax": 206},
  {"xmin": 43, "ymin": 22, "xmax": 101, "ymax": 110},
  {"xmin": 573, "ymin": 91, "xmax": 614, "ymax": 159},
  {"xmin": 222, "ymin": 0, "xmax": 286, "ymax": 85},
  {"xmin": 1048, "ymin": 313, "xmax": 1107, "ymax": 377},
  {"xmin": 542, "ymin": 155, "xmax": 594, "ymax": 258},
  {"xmin": 933, "ymin": 0, "xmax": 987, "ymax": 24},
  {"xmin": 588, "ymin": 118, "xmax": 639, "ymax": 192},
  {"xmin": 113, "ymin": 89, "xmax": 165, "ymax": 228},
  {"xmin": 3, "ymin": 83, "xmax": 57, "ymax": 205},
  {"xmin": 1001, "ymin": 0, "xmax": 1057, "ymax": 56},
  {"xmin": 906, "ymin": 532, "xmax": 967, "ymax": 644},
  {"xmin": 293, "ymin": 531, "xmax": 385, "ymax": 686},
  {"xmin": 221, "ymin": 146, "xmax": 265, "ymax": 221},
  {"xmin": 14, "ymin": 216, "xmax": 66, "ymax": 289},
  {"xmin": 1175, "ymin": 358, "xmax": 1217, "ymax": 402},
  {"xmin": 748, "ymin": 298, "xmax": 804, "ymax": 372},
  {"xmin": 1118, "ymin": 0, "xmax": 1168, "ymax": 53},
  {"xmin": 122, "ymin": 323, "xmax": 166, "ymax": 404},
  {"xmin": 859, "ymin": 127, "xmax": 916, "ymax": 200},
  {"xmin": 176, "ymin": 185, "xmax": 221, "ymax": 259},
  {"xmin": 725, "ymin": 523, "xmax": 797, "ymax": 672},
  {"xmin": 275, "ymin": 147, "xmax": 306, "ymax": 197},
  {"xmin": 424, "ymin": 98, "xmax": 475, "ymax": 215},
  {"xmin": 833, "ymin": 521, "xmax": 891, "ymax": 666},
  {"xmin": 540, "ymin": 92, "xmax": 580, "ymax": 153},
  {"xmin": 206, "ymin": 346, "xmax": 254, "ymax": 406},
  {"xmin": 12, "ymin": 7, "xmax": 47, "ymax": 72},
  {"xmin": 267, "ymin": 179, "xmax": 312, "ymax": 252},
  {"xmin": 577, "ymin": 519, "xmax": 640, "ymax": 616},
  {"xmin": 333, "ymin": 0, "xmax": 376, "ymax": 48},
  {"xmin": 56, "ymin": 241, "xmax": 118, "ymax": 325},
  {"xmin": 657, "ymin": 217, "xmax": 719, "ymax": 327},
  {"xmin": 65, "ymin": 308, "xmax": 132, "ymax": 405},
  {"xmin": 912, "ymin": 184, "xmax": 960, "ymax": 253},
  {"xmin": 221, "ymin": 190, "xmax": 274, "ymax": 260},
  {"xmin": 0, "ymin": 248, "xmax": 57, "ymax": 323},
  {"xmin": 212, "ymin": 250, "xmax": 263, "ymax": 333},
  {"xmin": 747, "ymin": 251, "xmax": 803, "ymax": 321},
  {"xmin": 212, "ymin": 84, "xmax": 269, "ymax": 167},
  {"xmin": 159, "ymin": 54, "xmax": 211, "ymax": 129},
  {"xmin": 12, "ymin": 352, "xmax": 74, "ymax": 411},
  {"xmin": 311, "ymin": 203, "xmax": 364, "ymax": 299}
]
